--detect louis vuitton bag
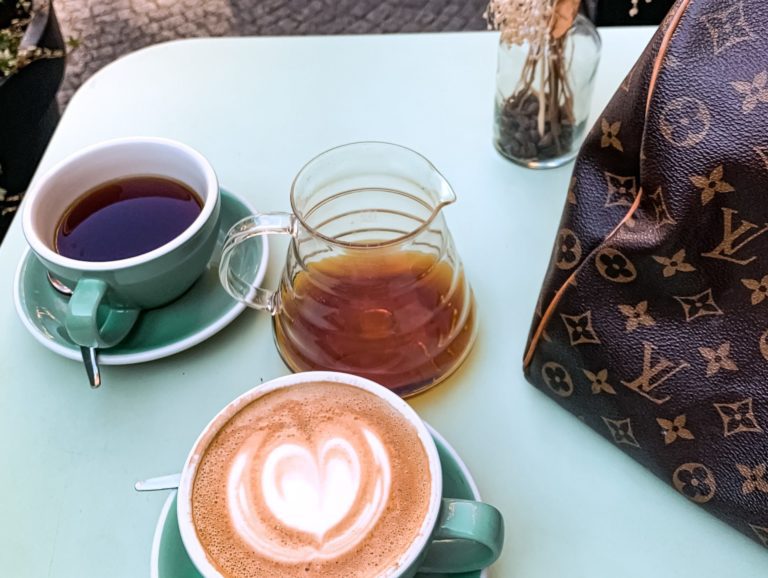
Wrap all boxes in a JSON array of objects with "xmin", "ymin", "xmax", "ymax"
[{"xmin": 524, "ymin": 0, "xmax": 768, "ymax": 548}]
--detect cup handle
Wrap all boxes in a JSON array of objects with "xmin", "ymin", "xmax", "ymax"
[
  {"xmin": 64, "ymin": 279, "xmax": 140, "ymax": 348},
  {"xmin": 417, "ymin": 498, "xmax": 504, "ymax": 574},
  {"xmin": 218, "ymin": 212, "xmax": 296, "ymax": 314}
]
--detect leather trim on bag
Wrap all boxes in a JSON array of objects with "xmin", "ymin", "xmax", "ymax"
[
  {"xmin": 523, "ymin": 190, "xmax": 644, "ymax": 368},
  {"xmin": 523, "ymin": 0, "xmax": 692, "ymax": 370}
]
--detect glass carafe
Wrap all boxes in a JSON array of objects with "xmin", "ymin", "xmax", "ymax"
[{"xmin": 219, "ymin": 142, "xmax": 477, "ymax": 397}]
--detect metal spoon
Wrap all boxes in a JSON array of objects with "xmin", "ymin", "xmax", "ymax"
[
  {"xmin": 134, "ymin": 473, "xmax": 181, "ymax": 492},
  {"xmin": 46, "ymin": 272, "xmax": 102, "ymax": 388}
]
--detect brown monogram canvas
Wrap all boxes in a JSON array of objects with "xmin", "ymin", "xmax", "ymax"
[{"xmin": 524, "ymin": 0, "xmax": 768, "ymax": 548}]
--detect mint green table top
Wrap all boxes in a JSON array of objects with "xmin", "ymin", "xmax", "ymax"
[{"xmin": 1, "ymin": 29, "xmax": 766, "ymax": 577}]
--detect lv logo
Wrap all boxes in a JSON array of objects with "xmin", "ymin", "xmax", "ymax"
[
  {"xmin": 621, "ymin": 342, "xmax": 690, "ymax": 405},
  {"xmin": 702, "ymin": 208, "xmax": 768, "ymax": 265}
]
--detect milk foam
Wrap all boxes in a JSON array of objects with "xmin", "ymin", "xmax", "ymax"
[{"xmin": 226, "ymin": 426, "xmax": 391, "ymax": 563}]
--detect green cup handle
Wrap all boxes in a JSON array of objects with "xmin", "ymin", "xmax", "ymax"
[
  {"xmin": 64, "ymin": 279, "xmax": 140, "ymax": 348},
  {"xmin": 418, "ymin": 498, "xmax": 504, "ymax": 574}
]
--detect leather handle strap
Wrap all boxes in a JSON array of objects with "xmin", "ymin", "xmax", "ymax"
[
  {"xmin": 523, "ymin": 191, "xmax": 644, "ymax": 368},
  {"xmin": 523, "ymin": 0, "xmax": 692, "ymax": 370}
]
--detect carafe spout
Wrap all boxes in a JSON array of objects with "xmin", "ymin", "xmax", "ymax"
[{"xmin": 436, "ymin": 182, "xmax": 457, "ymax": 208}]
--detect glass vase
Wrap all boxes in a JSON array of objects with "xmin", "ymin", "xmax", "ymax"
[{"xmin": 493, "ymin": 14, "xmax": 601, "ymax": 169}]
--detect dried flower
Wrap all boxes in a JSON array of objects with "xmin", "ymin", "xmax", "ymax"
[
  {"xmin": 485, "ymin": 0, "xmax": 553, "ymax": 47},
  {"xmin": 485, "ymin": 0, "xmax": 580, "ymax": 45},
  {"xmin": 630, "ymin": 0, "xmax": 655, "ymax": 18}
]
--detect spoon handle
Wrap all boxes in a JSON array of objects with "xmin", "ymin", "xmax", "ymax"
[
  {"xmin": 47, "ymin": 273, "xmax": 103, "ymax": 389},
  {"xmin": 134, "ymin": 473, "xmax": 181, "ymax": 492},
  {"xmin": 80, "ymin": 346, "xmax": 101, "ymax": 388}
]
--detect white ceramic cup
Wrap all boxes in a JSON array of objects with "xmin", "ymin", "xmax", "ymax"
[{"xmin": 176, "ymin": 371, "xmax": 504, "ymax": 578}]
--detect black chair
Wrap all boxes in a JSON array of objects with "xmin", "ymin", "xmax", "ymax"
[
  {"xmin": 0, "ymin": 1, "xmax": 65, "ymax": 243},
  {"xmin": 583, "ymin": 0, "xmax": 675, "ymax": 26}
]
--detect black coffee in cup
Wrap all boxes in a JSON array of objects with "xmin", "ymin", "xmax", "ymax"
[{"xmin": 55, "ymin": 175, "xmax": 202, "ymax": 262}]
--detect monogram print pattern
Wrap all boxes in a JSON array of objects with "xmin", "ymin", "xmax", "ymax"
[
  {"xmin": 595, "ymin": 248, "xmax": 637, "ymax": 283},
  {"xmin": 555, "ymin": 229, "xmax": 582, "ymax": 270},
  {"xmin": 617, "ymin": 301, "xmax": 655, "ymax": 332},
  {"xmin": 541, "ymin": 362, "xmax": 574, "ymax": 397},
  {"xmin": 524, "ymin": 0, "xmax": 768, "ymax": 549},
  {"xmin": 689, "ymin": 165, "xmax": 734, "ymax": 205},
  {"xmin": 601, "ymin": 119, "xmax": 623, "ymax": 151},
  {"xmin": 756, "ymin": 146, "xmax": 768, "ymax": 172},
  {"xmin": 731, "ymin": 71, "xmax": 768, "ymax": 113},
  {"xmin": 604, "ymin": 173, "xmax": 638, "ymax": 207},
  {"xmin": 583, "ymin": 369, "xmax": 616, "ymax": 395},
  {"xmin": 647, "ymin": 187, "xmax": 677, "ymax": 226},
  {"xmin": 673, "ymin": 463, "xmax": 717, "ymax": 503},
  {"xmin": 742, "ymin": 276, "xmax": 768, "ymax": 304},
  {"xmin": 602, "ymin": 417, "xmax": 640, "ymax": 447},
  {"xmin": 673, "ymin": 289, "xmax": 723, "ymax": 321},
  {"xmin": 736, "ymin": 463, "xmax": 768, "ymax": 495},
  {"xmin": 561, "ymin": 311, "xmax": 601, "ymax": 346},
  {"xmin": 698, "ymin": 343, "xmax": 738, "ymax": 377},
  {"xmin": 657, "ymin": 415, "xmax": 694, "ymax": 445},
  {"xmin": 659, "ymin": 97, "xmax": 711, "ymax": 147},
  {"xmin": 714, "ymin": 399, "xmax": 763, "ymax": 437},
  {"xmin": 701, "ymin": 208, "xmax": 768, "ymax": 265},
  {"xmin": 760, "ymin": 329, "xmax": 768, "ymax": 361},
  {"xmin": 700, "ymin": 2, "xmax": 754, "ymax": 56},
  {"xmin": 620, "ymin": 342, "xmax": 689, "ymax": 405},
  {"xmin": 652, "ymin": 249, "xmax": 695, "ymax": 277}
]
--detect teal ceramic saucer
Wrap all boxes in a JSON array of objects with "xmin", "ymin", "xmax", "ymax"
[
  {"xmin": 13, "ymin": 189, "xmax": 266, "ymax": 365},
  {"xmin": 150, "ymin": 424, "xmax": 489, "ymax": 578}
]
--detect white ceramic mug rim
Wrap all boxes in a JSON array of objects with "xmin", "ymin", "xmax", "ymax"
[
  {"xmin": 176, "ymin": 371, "xmax": 444, "ymax": 578},
  {"xmin": 21, "ymin": 136, "xmax": 219, "ymax": 272}
]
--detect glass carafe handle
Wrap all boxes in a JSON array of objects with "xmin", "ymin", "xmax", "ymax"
[{"xmin": 219, "ymin": 212, "xmax": 297, "ymax": 314}]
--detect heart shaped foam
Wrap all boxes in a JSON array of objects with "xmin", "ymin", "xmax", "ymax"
[
  {"xmin": 261, "ymin": 438, "xmax": 361, "ymax": 538},
  {"xmin": 226, "ymin": 425, "xmax": 392, "ymax": 563}
]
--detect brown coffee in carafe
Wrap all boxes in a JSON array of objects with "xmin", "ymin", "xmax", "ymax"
[{"xmin": 274, "ymin": 249, "xmax": 475, "ymax": 396}]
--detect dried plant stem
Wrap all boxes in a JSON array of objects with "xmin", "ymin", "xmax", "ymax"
[
  {"xmin": 495, "ymin": 34, "xmax": 580, "ymax": 162},
  {"xmin": 490, "ymin": 0, "xmax": 585, "ymax": 163},
  {"xmin": 509, "ymin": 35, "xmax": 574, "ymax": 137}
]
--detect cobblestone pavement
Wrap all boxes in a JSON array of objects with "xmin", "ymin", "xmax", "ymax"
[{"xmin": 55, "ymin": 0, "xmax": 488, "ymax": 106}]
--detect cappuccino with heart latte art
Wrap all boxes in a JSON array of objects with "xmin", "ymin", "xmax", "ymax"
[{"xmin": 190, "ymin": 381, "xmax": 432, "ymax": 577}]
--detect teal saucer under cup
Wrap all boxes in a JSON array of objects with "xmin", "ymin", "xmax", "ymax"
[
  {"xmin": 14, "ymin": 189, "xmax": 266, "ymax": 364},
  {"xmin": 21, "ymin": 137, "xmax": 221, "ymax": 349}
]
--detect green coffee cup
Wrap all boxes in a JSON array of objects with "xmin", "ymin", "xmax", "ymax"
[
  {"xmin": 21, "ymin": 137, "xmax": 221, "ymax": 348},
  {"xmin": 177, "ymin": 371, "xmax": 504, "ymax": 577}
]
